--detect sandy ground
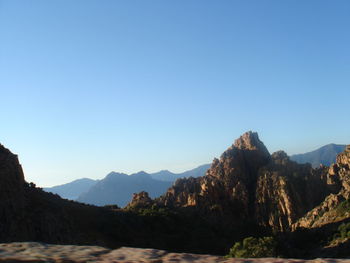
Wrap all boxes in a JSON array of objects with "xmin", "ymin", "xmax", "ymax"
[{"xmin": 0, "ymin": 243, "xmax": 348, "ymax": 262}]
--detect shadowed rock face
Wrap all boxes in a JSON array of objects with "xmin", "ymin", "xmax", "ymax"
[
  {"xmin": 0, "ymin": 144, "xmax": 26, "ymax": 240},
  {"xmin": 0, "ymin": 144, "xmax": 128, "ymax": 247},
  {"xmin": 0, "ymin": 144, "xmax": 80, "ymax": 243},
  {"xmin": 151, "ymin": 132, "xmax": 333, "ymax": 231}
]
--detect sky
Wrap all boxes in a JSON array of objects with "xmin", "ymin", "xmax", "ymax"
[{"xmin": 0, "ymin": 1, "xmax": 349, "ymax": 187}]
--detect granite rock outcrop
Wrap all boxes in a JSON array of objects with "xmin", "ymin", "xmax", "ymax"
[
  {"xmin": 292, "ymin": 145, "xmax": 350, "ymax": 229},
  {"xmin": 133, "ymin": 132, "xmax": 336, "ymax": 231}
]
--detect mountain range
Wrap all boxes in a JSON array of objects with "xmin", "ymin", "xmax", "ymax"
[
  {"xmin": 290, "ymin": 144, "xmax": 346, "ymax": 167},
  {"xmin": 1, "ymin": 132, "xmax": 350, "ymax": 257},
  {"xmin": 76, "ymin": 172, "xmax": 172, "ymax": 207},
  {"xmin": 44, "ymin": 178, "xmax": 98, "ymax": 200},
  {"xmin": 44, "ymin": 164, "xmax": 210, "ymax": 207},
  {"xmin": 44, "ymin": 144, "xmax": 345, "ymax": 207}
]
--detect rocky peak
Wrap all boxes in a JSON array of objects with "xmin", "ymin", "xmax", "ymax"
[
  {"xmin": 211, "ymin": 132, "xmax": 271, "ymax": 184},
  {"xmin": 0, "ymin": 144, "xmax": 25, "ymax": 190},
  {"xmin": 158, "ymin": 132, "xmax": 273, "ymax": 220},
  {"xmin": 336, "ymin": 145, "xmax": 350, "ymax": 167},
  {"xmin": 127, "ymin": 191, "xmax": 154, "ymax": 208},
  {"xmin": 233, "ymin": 131, "xmax": 268, "ymax": 152},
  {"xmin": 155, "ymin": 132, "xmax": 335, "ymax": 232},
  {"xmin": 271, "ymin": 151, "xmax": 290, "ymax": 165}
]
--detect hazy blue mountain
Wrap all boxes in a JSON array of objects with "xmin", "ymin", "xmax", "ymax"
[
  {"xmin": 150, "ymin": 164, "xmax": 211, "ymax": 182},
  {"xmin": 44, "ymin": 178, "xmax": 98, "ymax": 200},
  {"xmin": 290, "ymin": 144, "xmax": 346, "ymax": 168},
  {"xmin": 76, "ymin": 164, "xmax": 210, "ymax": 207},
  {"xmin": 76, "ymin": 172, "xmax": 172, "ymax": 207},
  {"xmin": 44, "ymin": 164, "xmax": 211, "ymax": 207}
]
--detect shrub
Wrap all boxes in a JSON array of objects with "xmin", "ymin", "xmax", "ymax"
[
  {"xmin": 336, "ymin": 199, "xmax": 350, "ymax": 215},
  {"xmin": 331, "ymin": 222, "xmax": 350, "ymax": 242},
  {"xmin": 227, "ymin": 236, "xmax": 277, "ymax": 258},
  {"xmin": 338, "ymin": 222, "xmax": 350, "ymax": 239}
]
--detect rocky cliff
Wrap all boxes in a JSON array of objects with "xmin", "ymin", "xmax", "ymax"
[
  {"xmin": 0, "ymin": 144, "xmax": 129, "ymax": 246},
  {"xmin": 0, "ymin": 144, "xmax": 26, "ymax": 241},
  {"xmin": 147, "ymin": 132, "xmax": 335, "ymax": 231},
  {"xmin": 292, "ymin": 145, "xmax": 350, "ymax": 229}
]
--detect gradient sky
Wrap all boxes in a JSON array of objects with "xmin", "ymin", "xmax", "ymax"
[{"xmin": 1, "ymin": 1, "xmax": 349, "ymax": 187}]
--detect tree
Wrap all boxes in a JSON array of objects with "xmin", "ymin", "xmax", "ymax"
[{"xmin": 227, "ymin": 236, "xmax": 277, "ymax": 258}]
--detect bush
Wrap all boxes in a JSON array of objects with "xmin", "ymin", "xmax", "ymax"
[
  {"xmin": 336, "ymin": 199, "xmax": 350, "ymax": 215},
  {"xmin": 331, "ymin": 222, "xmax": 350, "ymax": 243},
  {"xmin": 227, "ymin": 236, "xmax": 277, "ymax": 258},
  {"xmin": 338, "ymin": 222, "xmax": 350, "ymax": 239}
]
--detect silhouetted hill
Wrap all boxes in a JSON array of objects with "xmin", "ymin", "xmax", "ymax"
[
  {"xmin": 290, "ymin": 144, "xmax": 346, "ymax": 168},
  {"xmin": 44, "ymin": 178, "xmax": 98, "ymax": 200},
  {"xmin": 76, "ymin": 172, "xmax": 172, "ymax": 207}
]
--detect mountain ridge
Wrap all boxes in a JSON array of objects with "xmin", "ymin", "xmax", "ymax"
[
  {"xmin": 44, "ymin": 143, "xmax": 344, "ymax": 203},
  {"xmin": 290, "ymin": 144, "xmax": 346, "ymax": 168},
  {"xmin": 3, "ymin": 133, "xmax": 350, "ymax": 257},
  {"xmin": 45, "ymin": 165, "xmax": 211, "ymax": 206},
  {"xmin": 44, "ymin": 178, "xmax": 98, "ymax": 200}
]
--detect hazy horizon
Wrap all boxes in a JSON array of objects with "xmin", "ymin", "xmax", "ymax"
[{"xmin": 1, "ymin": 1, "xmax": 349, "ymax": 187}]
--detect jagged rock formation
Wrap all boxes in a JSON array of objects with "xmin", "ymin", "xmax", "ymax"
[
  {"xmin": 133, "ymin": 132, "xmax": 335, "ymax": 231},
  {"xmin": 127, "ymin": 191, "xmax": 154, "ymax": 208},
  {"xmin": 293, "ymin": 145, "xmax": 350, "ymax": 229},
  {"xmin": 255, "ymin": 151, "xmax": 334, "ymax": 230}
]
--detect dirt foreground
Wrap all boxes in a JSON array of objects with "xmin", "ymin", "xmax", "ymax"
[{"xmin": 0, "ymin": 243, "xmax": 348, "ymax": 263}]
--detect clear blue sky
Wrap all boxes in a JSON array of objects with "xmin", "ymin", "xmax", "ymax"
[{"xmin": 1, "ymin": 1, "xmax": 349, "ymax": 187}]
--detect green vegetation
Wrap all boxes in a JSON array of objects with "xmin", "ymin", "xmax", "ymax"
[
  {"xmin": 226, "ymin": 236, "xmax": 277, "ymax": 258},
  {"xmin": 332, "ymin": 222, "xmax": 350, "ymax": 241},
  {"xmin": 136, "ymin": 206, "xmax": 173, "ymax": 217},
  {"xmin": 336, "ymin": 199, "xmax": 350, "ymax": 216}
]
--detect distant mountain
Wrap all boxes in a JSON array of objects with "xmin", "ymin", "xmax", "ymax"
[
  {"xmin": 150, "ymin": 164, "xmax": 211, "ymax": 182},
  {"xmin": 76, "ymin": 172, "xmax": 172, "ymax": 207},
  {"xmin": 45, "ymin": 164, "xmax": 210, "ymax": 207},
  {"xmin": 290, "ymin": 144, "xmax": 346, "ymax": 168},
  {"xmin": 44, "ymin": 178, "xmax": 98, "ymax": 200}
]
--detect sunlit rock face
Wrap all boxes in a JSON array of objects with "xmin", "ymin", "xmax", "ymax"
[
  {"xmin": 293, "ymin": 145, "xmax": 350, "ymax": 230},
  {"xmin": 255, "ymin": 150, "xmax": 330, "ymax": 231},
  {"xmin": 156, "ymin": 132, "xmax": 271, "ymax": 219},
  {"xmin": 126, "ymin": 191, "xmax": 154, "ymax": 208},
  {"xmin": 137, "ymin": 131, "xmax": 334, "ymax": 231}
]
